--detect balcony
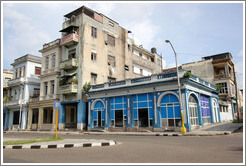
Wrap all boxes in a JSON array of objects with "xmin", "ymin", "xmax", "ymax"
[
  {"xmin": 29, "ymin": 97, "xmax": 39, "ymax": 102},
  {"xmin": 5, "ymin": 99, "xmax": 25, "ymax": 107},
  {"xmin": 60, "ymin": 58, "xmax": 78, "ymax": 69},
  {"xmin": 60, "ymin": 33, "xmax": 79, "ymax": 46},
  {"xmin": 7, "ymin": 77, "xmax": 25, "ymax": 86},
  {"xmin": 40, "ymin": 94, "xmax": 59, "ymax": 101},
  {"xmin": 60, "ymin": 84, "xmax": 78, "ymax": 94},
  {"xmin": 214, "ymin": 74, "xmax": 234, "ymax": 80}
]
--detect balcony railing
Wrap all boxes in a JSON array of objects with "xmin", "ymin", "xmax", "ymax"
[
  {"xmin": 91, "ymin": 70, "xmax": 216, "ymax": 91},
  {"xmin": 7, "ymin": 77, "xmax": 25, "ymax": 86},
  {"xmin": 60, "ymin": 84, "xmax": 78, "ymax": 94},
  {"xmin": 5, "ymin": 99, "xmax": 25, "ymax": 106},
  {"xmin": 60, "ymin": 33, "xmax": 79, "ymax": 46},
  {"xmin": 214, "ymin": 74, "xmax": 234, "ymax": 80},
  {"xmin": 29, "ymin": 97, "xmax": 40, "ymax": 102},
  {"xmin": 40, "ymin": 94, "xmax": 59, "ymax": 101},
  {"xmin": 60, "ymin": 58, "xmax": 78, "ymax": 69}
]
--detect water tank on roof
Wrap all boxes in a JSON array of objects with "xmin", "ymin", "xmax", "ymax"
[{"xmin": 151, "ymin": 47, "xmax": 157, "ymax": 54}]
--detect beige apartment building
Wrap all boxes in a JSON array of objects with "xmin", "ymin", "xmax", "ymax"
[
  {"xmin": 27, "ymin": 39, "xmax": 61, "ymax": 131},
  {"xmin": 27, "ymin": 6, "xmax": 163, "ymax": 131},
  {"xmin": 182, "ymin": 52, "xmax": 238, "ymax": 122}
]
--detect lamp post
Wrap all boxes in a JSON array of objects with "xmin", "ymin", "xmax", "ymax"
[{"xmin": 165, "ymin": 40, "xmax": 186, "ymax": 135}]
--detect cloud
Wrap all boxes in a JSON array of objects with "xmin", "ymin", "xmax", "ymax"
[
  {"xmin": 3, "ymin": 4, "xmax": 52, "ymax": 69},
  {"xmin": 3, "ymin": 4, "xmax": 30, "ymax": 21}
]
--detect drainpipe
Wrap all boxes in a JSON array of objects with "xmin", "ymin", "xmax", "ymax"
[
  {"xmin": 18, "ymin": 84, "xmax": 24, "ymax": 130},
  {"xmin": 232, "ymin": 63, "xmax": 239, "ymax": 123}
]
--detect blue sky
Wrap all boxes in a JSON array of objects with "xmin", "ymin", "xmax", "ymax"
[{"xmin": 2, "ymin": 2, "xmax": 244, "ymax": 89}]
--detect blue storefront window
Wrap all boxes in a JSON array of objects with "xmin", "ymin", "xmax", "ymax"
[{"xmin": 200, "ymin": 95, "xmax": 211, "ymax": 124}]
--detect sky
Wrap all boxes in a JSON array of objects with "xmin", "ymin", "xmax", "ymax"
[{"xmin": 2, "ymin": 1, "xmax": 244, "ymax": 89}]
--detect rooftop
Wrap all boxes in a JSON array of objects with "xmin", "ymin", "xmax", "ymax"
[{"xmin": 11, "ymin": 54, "xmax": 42, "ymax": 66}]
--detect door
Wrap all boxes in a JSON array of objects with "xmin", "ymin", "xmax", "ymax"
[
  {"xmin": 115, "ymin": 110, "xmax": 123, "ymax": 127},
  {"xmin": 138, "ymin": 108, "xmax": 149, "ymax": 127},
  {"xmin": 213, "ymin": 100, "xmax": 218, "ymax": 123},
  {"xmin": 98, "ymin": 111, "xmax": 102, "ymax": 127}
]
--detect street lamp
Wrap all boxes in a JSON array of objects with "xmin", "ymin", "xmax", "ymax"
[{"xmin": 165, "ymin": 40, "xmax": 186, "ymax": 135}]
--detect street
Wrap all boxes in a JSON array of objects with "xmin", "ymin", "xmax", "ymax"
[{"xmin": 3, "ymin": 130, "xmax": 243, "ymax": 163}]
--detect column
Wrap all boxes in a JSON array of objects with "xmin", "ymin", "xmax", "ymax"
[
  {"xmin": 184, "ymin": 89, "xmax": 191, "ymax": 131},
  {"xmin": 38, "ymin": 107, "xmax": 43, "ymax": 131},
  {"xmin": 52, "ymin": 107, "xmax": 56, "ymax": 131},
  {"xmin": 77, "ymin": 100, "xmax": 86, "ymax": 130},
  {"xmin": 58, "ymin": 104, "xmax": 65, "ymax": 130},
  {"xmin": 197, "ymin": 93, "xmax": 204, "ymax": 127},
  {"xmin": 8, "ymin": 111, "xmax": 13, "ymax": 130},
  {"xmin": 27, "ymin": 108, "xmax": 33, "ymax": 130},
  {"xmin": 209, "ymin": 97, "xmax": 215, "ymax": 123},
  {"xmin": 21, "ymin": 107, "xmax": 28, "ymax": 130}
]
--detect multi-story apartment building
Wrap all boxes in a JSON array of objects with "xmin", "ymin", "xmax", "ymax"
[
  {"xmin": 182, "ymin": 52, "xmax": 237, "ymax": 122},
  {"xmin": 4, "ymin": 54, "xmax": 41, "ymax": 130},
  {"xmin": 3, "ymin": 69, "xmax": 13, "ymax": 130},
  {"xmin": 27, "ymin": 39, "xmax": 61, "ymax": 131},
  {"xmin": 56, "ymin": 6, "xmax": 162, "ymax": 131}
]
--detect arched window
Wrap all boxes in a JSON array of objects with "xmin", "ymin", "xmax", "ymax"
[
  {"xmin": 189, "ymin": 94, "xmax": 199, "ymax": 126},
  {"xmin": 52, "ymin": 54, "xmax": 56, "ymax": 68},
  {"xmin": 160, "ymin": 94, "xmax": 181, "ymax": 127},
  {"xmin": 45, "ymin": 56, "xmax": 49, "ymax": 69}
]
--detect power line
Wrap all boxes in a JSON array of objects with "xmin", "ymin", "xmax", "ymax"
[{"xmin": 176, "ymin": 52, "xmax": 208, "ymax": 57}]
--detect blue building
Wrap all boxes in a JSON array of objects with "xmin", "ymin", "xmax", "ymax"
[{"xmin": 86, "ymin": 69, "xmax": 221, "ymax": 132}]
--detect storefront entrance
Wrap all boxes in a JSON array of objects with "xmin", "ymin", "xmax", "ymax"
[
  {"xmin": 65, "ymin": 105, "xmax": 77, "ymax": 128},
  {"xmin": 138, "ymin": 108, "xmax": 149, "ymax": 127}
]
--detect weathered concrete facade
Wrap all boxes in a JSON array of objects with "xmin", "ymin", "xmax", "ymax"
[{"xmin": 57, "ymin": 6, "xmax": 162, "ymax": 131}]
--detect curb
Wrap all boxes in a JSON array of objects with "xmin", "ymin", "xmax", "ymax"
[
  {"xmin": 84, "ymin": 133, "xmax": 182, "ymax": 137},
  {"xmin": 3, "ymin": 141, "xmax": 116, "ymax": 150}
]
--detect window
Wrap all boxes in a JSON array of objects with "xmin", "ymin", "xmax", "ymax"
[
  {"xmin": 91, "ymin": 73, "xmax": 97, "ymax": 85},
  {"xmin": 68, "ymin": 49, "xmax": 76, "ymax": 59},
  {"xmin": 108, "ymin": 77, "xmax": 116, "ymax": 82},
  {"xmin": 15, "ymin": 69, "xmax": 17, "ymax": 79},
  {"xmin": 43, "ymin": 108, "xmax": 53, "ymax": 124},
  {"xmin": 125, "ymin": 65, "xmax": 129, "ymax": 71},
  {"xmin": 19, "ymin": 68, "xmax": 22, "ymax": 78},
  {"xmin": 107, "ymin": 34, "xmax": 115, "ymax": 46},
  {"xmin": 45, "ymin": 56, "xmax": 49, "ymax": 69},
  {"xmin": 109, "ymin": 21, "xmax": 114, "ymax": 27},
  {"xmin": 51, "ymin": 80, "xmax": 55, "ymax": 94},
  {"xmin": 91, "ymin": 26, "xmax": 97, "ymax": 38},
  {"xmin": 91, "ymin": 52, "xmax": 97, "ymax": 61},
  {"xmin": 52, "ymin": 54, "xmax": 56, "ymax": 68},
  {"xmin": 22, "ymin": 66, "xmax": 25, "ymax": 77},
  {"xmin": 108, "ymin": 55, "xmax": 115, "ymax": 67},
  {"xmin": 216, "ymin": 83, "xmax": 228, "ymax": 94},
  {"xmin": 35, "ymin": 67, "xmax": 41, "ymax": 75},
  {"xmin": 32, "ymin": 109, "xmax": 39, "ymax": 124},
  {"xmin": 33, "ymin": 88, "xmax": 40, "ymax": 97},
  {"xmin": 44, "ymin": 82, "xmax": 48, "ymax": 95}
]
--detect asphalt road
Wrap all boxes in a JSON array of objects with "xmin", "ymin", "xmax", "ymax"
[{"xmin": 3, "ymin": 131, "xmax": 243, "ymax": 163}]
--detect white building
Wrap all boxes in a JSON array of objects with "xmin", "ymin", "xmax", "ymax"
[{"xmin": 4, "ymin": 54, "xmax": 41, "ymax": 130}]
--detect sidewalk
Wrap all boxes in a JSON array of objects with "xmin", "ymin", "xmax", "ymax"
[{"xmin": 83, "ymin": 121, "xmax": 243, "ymax": 136}]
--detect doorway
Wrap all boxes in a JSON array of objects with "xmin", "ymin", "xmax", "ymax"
[
  {"xmin": 97, "ymin": 111, "xmax": 102, "ymax": 127},
  {"xmin": 138, "ymin": 108, "xmax": 149, "ymax": 127},
  {"xmin": 115, "ymin": 110, "xmax": 123, "ymax": 127},
  {"xmin": 65, "ymin": 105, "xmax": 77, "ymax": 128}
]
